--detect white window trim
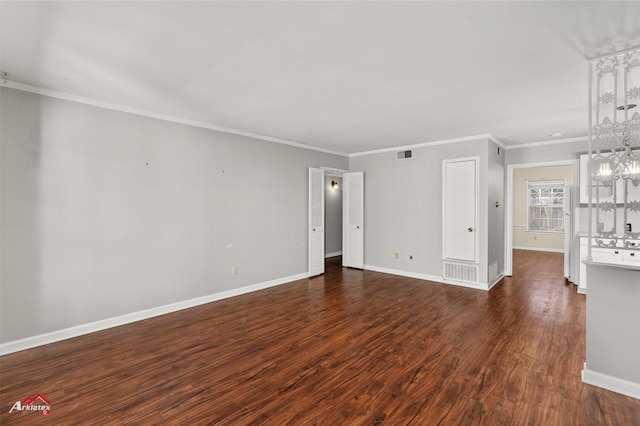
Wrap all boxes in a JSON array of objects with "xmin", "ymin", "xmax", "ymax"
[{"xmin": 525, "ymin": 179, "xmax": 566, "ymax": 234}]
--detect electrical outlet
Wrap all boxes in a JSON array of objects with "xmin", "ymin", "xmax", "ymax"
[
  {"xmin": 394, "ymin": 252, "xmax": 399, "ymax": 259},
  {"xmin": 232, "ymin": 266, "xmax": 238, "ymax": 275}
]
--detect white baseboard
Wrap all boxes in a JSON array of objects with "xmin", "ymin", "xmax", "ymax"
[
  {"xmin": 513, "ymin": 246, "xmax": 565, "ymax": 253},
  {"xmin": 582, "ymin": 364, "xmax": 640, "ymax": 400},
  {"xmin": 363, "ymin": 265, "xmax": 492, "ymax": 291},
  {"xmin": 488, "ymin": 273, "xmax": 505, "ymax": 290},
  {"xmin": 0, "ymin": 272, "xmax": 309, "ymax": 356},
  {"xmin": 325, "ymin": 251, "xmax": 342, "ymax": 258}
]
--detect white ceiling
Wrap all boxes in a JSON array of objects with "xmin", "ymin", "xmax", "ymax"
[{"xmin": 2, "ymin": 1, "xmax": 640, "ymax": 155}]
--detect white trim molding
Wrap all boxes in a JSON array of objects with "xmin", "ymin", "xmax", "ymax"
[
  {"xmin": 364, "ymin": 265, "xmax": 494, "ymax": 291},
  {"xmin": 488, "ymin": 134, "xmax": 507, "ymax": 150},
  {"xmin": 513, "ymin": 246, "xmax": 565, "ymax": 253},
  {"xmin": 504, "ymin": 136, "xmax": 588, "ymax": 150},
  {"xmin": 582, "ymin": 364, "xmax": 640, "ymax": 400},
  {"xmin": 325, "ymin": 251, "xmax": 343, "ymax": 258},
  {"xmin": 0, "ymin": 272, "xmax": 309, "ymax": 356},
  {"xmin": 349, "ymin": 134, "xmax": 491, "ymax": 158},
  {"xmin": 320, "ymin": 166, "xmax": 349, "ymax": 175},
  {"xmin": 488, "ymin": 273, "xmax": 505, "ymax": 290},
  {"xmin": 0, "ymin": 80, "xmax": 589, "ymax": 158},
  {"xmin": 0, "ymin": 80, "xmax": 348, "ymax": 157}
]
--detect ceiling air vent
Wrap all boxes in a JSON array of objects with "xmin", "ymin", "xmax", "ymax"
[{"xmin": 397, "ymin": 150, "xmax": 412, "ymax": 160}]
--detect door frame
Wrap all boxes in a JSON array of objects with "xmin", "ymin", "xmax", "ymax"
[
  {"xmin": 505, "ymin": 159, "xmax": 579, "ymax": 276},
  {"xmin": 308, "ymin": 166, "xmax": 349, "ymax": 276}
]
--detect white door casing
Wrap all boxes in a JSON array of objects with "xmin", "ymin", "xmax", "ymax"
[
  {"xmin": 309, "ymin": 167, "xmax": 325, "ymax": 277},
  {"xmin": 504, "ymin": 160, "xmax": 579, "ymax": 277},
  {"xmin": 343, "ymin": 172, "xmax": 364, "ymax": 269},
  {"xmin": 443, "ymin": 158, "xmax": 478, "ymax": 262},
  {"xmin": 563, "ymin": 185, "xmax": 573, "ymax": 280}
]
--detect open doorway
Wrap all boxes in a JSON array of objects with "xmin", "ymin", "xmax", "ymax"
[
  {"xmin": 308, "ymin": 167, "xmax": 364, "ymax": 277},
  {"xmin": 505, "ymin": 160, "xmax": 579, "ymax": 280},
  {"xmin": 325, "ymin": 175, "xmax": 343, "ymax": 262}
]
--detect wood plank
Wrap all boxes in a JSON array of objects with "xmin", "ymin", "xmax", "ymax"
[{"xmin": 1, "ymin": 251, "xmax": 639, "ymax": 424}]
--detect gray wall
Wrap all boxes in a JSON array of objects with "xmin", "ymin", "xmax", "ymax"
[
  {"xmin": 349, "ymin": 137, "xmax": 492, "ymax": 283},
  {"xmin": 585, "ymin": 264, "xmax": 640, "ymax": 391},
  {"xmin": 0, "ymin": 87, "xmax": 348, "ymax": 343},
  {"xmin": 325, "ymin": 176, "xmax": 342, "ymax": 256}
]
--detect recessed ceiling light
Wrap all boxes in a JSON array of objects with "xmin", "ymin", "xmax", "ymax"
[{"xmin": 550, "ymin": 133, "xmax": 564, "ymax": 137}]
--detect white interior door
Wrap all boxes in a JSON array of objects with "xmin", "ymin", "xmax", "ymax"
[
  {"xmin": 309, "ymin": 167, "xmax": 325, "ymax": 277},
  {"xmin": 443, "ymin": 158, "xmax": 477, "ymax": 262},
  {"xmin": 343, "ymin": 172, "xmax": 364, "ymax": 269}
]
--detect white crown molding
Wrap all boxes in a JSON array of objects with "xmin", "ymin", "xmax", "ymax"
[
  {"xmin": 0, "ymin": 79, "xmax": 349, "ymax": 158},
  {"xmin": 0, "ymin": 79, "xmax": 587, "ymax": 158},
  {"xmin": 504, "ymin": 136, "xmax": 588, "ymax": 150},
  {"xmin": 349, "ymin": 134, "xmax": 492, "ymax": 158},
  {"xmin": 488, "ymin": 134, "xmax": 507, "ymax": 149},
  {"xmin": 0, "ymin": 271, "xmax": 309, "ymax": 356}
]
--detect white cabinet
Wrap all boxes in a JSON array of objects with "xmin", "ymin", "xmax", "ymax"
[
  {"xmin": 623, "ymin": 250, "xmax": 639, "ymax": 262},
  {"xmin": 579, "ymin": 236, "xmax": 640, "ymax": 293}
]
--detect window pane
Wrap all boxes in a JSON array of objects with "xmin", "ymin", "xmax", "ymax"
[
  {"xmin": 541, "ymin": 207, "xmax": 550, "ymax": 219},
  {"xmin": 529, "ymin": 218, "xmax": 541, "ymax": 230},
  {"xmin": 551, "ymin": 219, "xmax": 564, "ymax": 232},
  {"xmin": 529, "ymin": 207, "xmax": 540, "ymax": 219},
  {"xmin": 527, "ymin": 180, "xmax": 565, "ymax": 233}
]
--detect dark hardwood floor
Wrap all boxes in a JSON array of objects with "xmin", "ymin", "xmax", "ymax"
[{"xmin": 2, "ymin": 250, "xmax": 639, "ymax": 425}]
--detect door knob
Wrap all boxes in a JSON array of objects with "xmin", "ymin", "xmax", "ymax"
[{"xmin": 468, "ymin": 227, "xmax": 474, "ymax": 232}]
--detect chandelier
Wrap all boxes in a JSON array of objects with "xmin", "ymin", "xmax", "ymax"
[{"xmin": 592, "ymin": 145, "xmax": 640, "ymax": 188}]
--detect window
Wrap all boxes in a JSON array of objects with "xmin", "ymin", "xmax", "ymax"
[{"xmin": 527, "ymin": 180, "xmax": 565, "ymax": 233}]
